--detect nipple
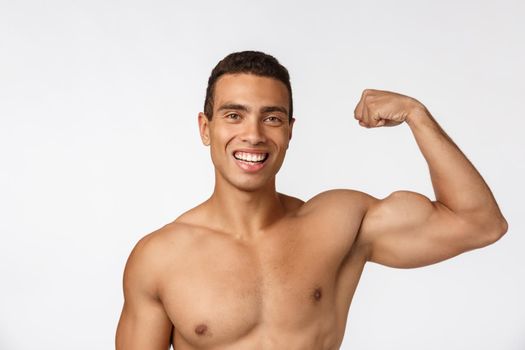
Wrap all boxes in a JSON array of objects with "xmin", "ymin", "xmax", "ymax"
[
  {"xmin": 313, "ymin": 287, "xmax": 322, "ymax": 301},
  {"xmin": 194, "ymin": 324, "xmax": 208, "ymax": 336}
]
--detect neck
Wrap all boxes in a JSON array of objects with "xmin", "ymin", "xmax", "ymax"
[{"xmin": 204, "ymin": 175, "xmax": 286, "ymax": 239}]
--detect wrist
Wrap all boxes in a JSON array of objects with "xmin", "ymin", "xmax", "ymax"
[{"xmin": 406, "ymin": 102, "xmax": 432, "ymax": 127}]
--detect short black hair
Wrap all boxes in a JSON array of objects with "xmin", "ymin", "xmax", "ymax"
[{"xmin": 204, "ymin": 51, "xmax": 293, "ymax": 121}]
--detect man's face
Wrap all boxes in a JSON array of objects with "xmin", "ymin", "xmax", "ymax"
[{"xmin": 199, "ymin": 73, "xmax": 295, "ymax": 192}]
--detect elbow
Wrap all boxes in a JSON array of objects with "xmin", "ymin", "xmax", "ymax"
[
  {"xmin": 493, "ymin": 215, "xmax": 508, "ymax": 241},
  {"xmin": 479, "ymin": 214, "xmax": 508, "ymax": 246},
  {"xmin": 461, "ymin": 212, "xmax": 508, "ymax": 249}
]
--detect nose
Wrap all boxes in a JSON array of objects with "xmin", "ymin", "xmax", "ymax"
[{"xmin": 241, "ymin": 119, "xmax": 266, "ymax": 145}]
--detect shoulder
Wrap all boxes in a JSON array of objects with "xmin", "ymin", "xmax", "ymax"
[
  {"xmin": 288, "ymin": 190, "xmax": 381, "ymax": 259},
  {"xmin": 123, "ymin": 222, "xmax": 195, "ymax": 297},
  {"xmin": 130, "ymin": 221, "xmax": 193, "ymax": 260},
  {"xmin": 299, "ymin": 189, "xmax": 377, "ymax": 216},
  {"xmin": 295, "ymin": 189, "xmax": 379, "ymax": 244}
]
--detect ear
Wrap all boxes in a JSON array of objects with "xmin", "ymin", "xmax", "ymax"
[
  {"xmin": 288, "ymin": 117, "xmax": 295, "ymax": 141},
  {"xmin": 198, "ymin": 112, "xmax": 211, "ymax": 146},
  {"xmin": 285, "ymin": 117, "xmax": 295, "ymax": 150}
]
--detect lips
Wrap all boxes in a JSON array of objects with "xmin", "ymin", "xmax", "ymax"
[
  {"xmin": 232, "ymin": 150, "xmax": 269, "ymax": 172},
  {"xmin": 233, "ymin": 151, "xmax": 269, "ymax": 163}
]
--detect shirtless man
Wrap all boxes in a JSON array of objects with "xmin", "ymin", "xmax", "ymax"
[{"xmin": 116, "ymin": 51, "xmax": 507, "ymax": 349}]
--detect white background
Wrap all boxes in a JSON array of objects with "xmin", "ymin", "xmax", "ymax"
[{"xmin": 1, "ymin": 0, "xmax": 524, "ymax": 349}]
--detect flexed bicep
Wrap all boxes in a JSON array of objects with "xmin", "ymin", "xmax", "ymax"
[{"xmin": 357, "ymin": 191, "xmax": 492, "ymax": 269}]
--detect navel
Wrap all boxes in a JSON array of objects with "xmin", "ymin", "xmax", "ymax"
[{"xmin": 194, "ymin": 324, "xmax": 208, "ymax": 336}]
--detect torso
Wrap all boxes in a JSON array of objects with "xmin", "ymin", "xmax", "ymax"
[{"xmin": 150, "ymin": 190, "xmax": 370, "ymax": 349}]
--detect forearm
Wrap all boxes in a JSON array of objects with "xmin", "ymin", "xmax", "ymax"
[{"xmin": 406, "ymin": 106, "xmax": 506, "ymax": 229}]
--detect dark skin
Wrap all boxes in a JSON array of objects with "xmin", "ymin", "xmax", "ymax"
[{"xmin": 116, "ymin": 74, "xmax": 507, "ymax": 349}]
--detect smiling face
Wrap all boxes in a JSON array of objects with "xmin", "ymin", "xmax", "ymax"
[{"xmin": 199, "ymin": 73, "xmax": 295, "ymax": 192}]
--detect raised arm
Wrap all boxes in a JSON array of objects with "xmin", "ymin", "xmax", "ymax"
[
  {"xmin": 116, "ymin": 235, "xmax": 173, "ymax": 349},
  {"xmin": 353, "ymin": 89, "xmax": 508, "ymax": 268}
]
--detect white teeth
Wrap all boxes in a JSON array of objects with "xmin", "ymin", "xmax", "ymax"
[{"xmin": 234, "ymin": 152, "xmax": 267, "ymax": 162}]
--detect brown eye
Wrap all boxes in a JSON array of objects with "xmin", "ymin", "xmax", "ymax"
[
  {"xmin": 264, "ymin": 116, "xmax": 282, "ymax": 124},
  {"xmin": 226, "ymin": 113, "xmax": 240, "ymax": 120}
]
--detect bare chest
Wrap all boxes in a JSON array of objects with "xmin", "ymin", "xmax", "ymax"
[{"xmin": 160, "ymin": 223, "xmax": 359, "ymax": 348}]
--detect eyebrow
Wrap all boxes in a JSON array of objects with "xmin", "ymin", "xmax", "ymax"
[
  {"xmin": 217, "ymin": 103, "xmax": 288, "ymax": 115},
  {"xmin": 260, "ymin": 106, "xmax": 288, "ymax": 115},
  {"xmin": 217, "ymin": 103, "xmax": 250, "ymax": 113}
]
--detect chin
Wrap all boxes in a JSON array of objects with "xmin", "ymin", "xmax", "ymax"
[
  {"xmin": 213, "ymin": 162, "xmax": 281, "ymax": 193},
  {"xmin": 229, "ymin": 178, "xmax": 273, "ymax": 193}
]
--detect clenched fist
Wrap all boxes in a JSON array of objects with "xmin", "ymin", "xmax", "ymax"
[{"xmin": 354, "ymin": 89, "xmax": 427, "ymax": 128}]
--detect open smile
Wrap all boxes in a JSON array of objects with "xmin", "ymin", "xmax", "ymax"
[{"xmin": 232, "ymin": 151, "xmax": 269, "ymax": 172}]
